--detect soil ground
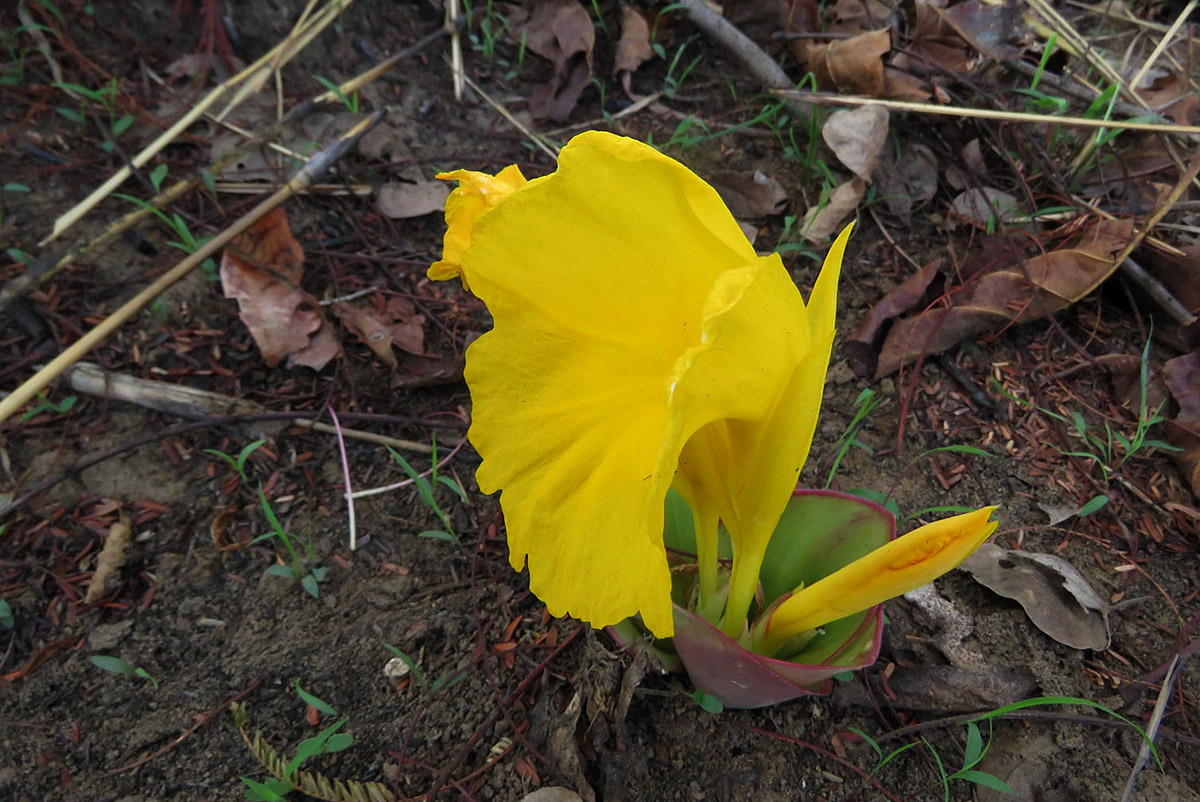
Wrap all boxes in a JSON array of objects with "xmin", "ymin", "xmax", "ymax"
[{"xmin": 1, "ymin": 2, "xmax": 1199, "ymax": 802}]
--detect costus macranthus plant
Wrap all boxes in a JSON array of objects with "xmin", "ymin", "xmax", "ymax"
[{"xmin": 429, "ymin": 131, "xmax": 998, "ymax": 708}]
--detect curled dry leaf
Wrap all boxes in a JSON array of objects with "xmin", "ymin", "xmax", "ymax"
[
  {"xmin": 823, "ymin": 105, "xmax": 889, "ymax": 181},
  {"xmin": 960, "ymin": 543, "xmax": 1111, "ymax": 651},
  {"xmin": 893, "ymin": 0, "xmax": 974, "ymax": 76},
  {"xmin": 377, "ymin": 181, "xmax": 451, "ymax": 219},
  {"xmin": 332, "ymin": 297, "xmax": 427, "ymax": 369},
  {"xmin": 846, "ymin": 259, "xmax": 943, "ymax": 377},
  {"xmin": 85, "ymin": 513, "xmax": 132, "ymax": 605},
  {"xmin": 1164, "ymin": 351, "xmax": 1200, "ymax": 499},
  {"xmin": 802, "ymin": 177, "xmax": 866, "ymax": 242},
  {"xmin": 220, "ymin": 208, "xmax": 339, "ymax": 370},
  {"xmin": 710, "ymin": 170, "xmax": 789, "ymax": 218},
  {"xmin": 515, "ymin": 0, "xmax": 595, "ymax": 120},
  {"xmin": 874, "ymin": 219, "xmax": 1134, "ymax": 377},
  {"xmin": 947, "ymin": 187, "xmax": 1021, "ymax": 228},
  {"xmin": 806, "ymin": 28, "xmax": 890, "ymax": 96},
  {"xmin": 614, "ymin": 6, "xmax": 653, "ymax": 74}
]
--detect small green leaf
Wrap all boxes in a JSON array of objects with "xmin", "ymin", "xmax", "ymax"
[
  {"xmin": 917, "ymin": 445, "xmax": 993, "ymax": 460},
  {"xmin": 418, "ymin": 530, "xmax": 457, "ymax": 542},
  {"xmin": 1075, "ymin": 495, "xmax": 1109, "ymax": 518},
  {"xmin": 955, "ymin": 770, "xmax": 1013, "ymax": 793},
  {"xmin": 200, "ymin": 169, "xmax": 217, "ymax": 193},
  {"xmin": 295, "ymin": 681, "xmax": 338, "ymax": 715},
  {"xmin": 430, "ymin": 669, "xmax": 468, "ymax": 692},
  {"xmin": 847, "ymin": 726, "xmax": 883, "ymax": 761},
  {"xmin": 265, "ymin": 564, "xmax": 295, "ymax": 579},
  {"xmin": 301, "ymin": 573, "xmax": 320, "ymax": 598},
  {"xmin": 325, "ymin": 732, "xmax": 354, "ymax": 752},
  {"xmin": 962, "ymin": 722, "xmax": 983, "ymax": 768},
  {"xmin": 90, "ymin": 655, "xmax": 134, "ymax": 675},
  {"xmin": 134, "ymin": 667, "xmax": 159, "ymax": 688},
  {"xmin": 149, "ymin": 163, "xmax": 168, "ymax": 192},
  {"xmin": 111, "ymin": 114, "xmax": 133, "ymax": 136},
  {"xmin": 692, "ymin": 689, "xmax": 724, "ymax": 714},
  {"xmin": 2, "ymin": 183, "xmax": 31, "ymax": 193},
  {"xmin": 0, "ymin": 599, "xmax": 13, "ymax": 629},
  {"xmin": 56, "ymin": 106, "xmax": 85, "ymax": 124},
  {"xmin": 241, "ymin": 776, "xmax": 290, "ymax": 802}
]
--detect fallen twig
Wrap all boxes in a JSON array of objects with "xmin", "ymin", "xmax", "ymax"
[{"xmin": 0, "ymin": 113, "xmax": 382, "ymax": 423}]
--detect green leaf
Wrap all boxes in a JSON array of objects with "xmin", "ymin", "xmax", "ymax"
[
  {"xmin": 236, "ymin": 439, "xmax": 267, "ymax": 474},
  {"xmin": 90, "ymin": 655, "xmax": 134, "ymax": 675},
  {"xmin": 0, "ymin": 599, "xmax": 13, "ymax": 629},
  {"xmin": 917, "ymin": 444, "xmax": 993, "ymax": 460},
  {"xmin": 430, "ymin": 669, "xmax": 468, "ymax": 692},
  {"xmin": 1075, "ymin": 495, "xmax": 1109, "ymax": 518},
  {"xmin": 2, "ymin": 183, "xmax": 31, "ymax": 192},
  {"xmin": 692, "ymin": 689, "xmax": 724, "ymax": 714},
  {"xmin": 436, "ymin": 475, "xmax": 468, "ymax": 501},
  {"xmin": 301, "ymin": 574, "xmax": 320, "ymax": 598},
  {"xmin": 241, "ymin": 776, "xmax": 290, "ymax": 802},
  {"xmin": 962, "ymin": 722, "xmax": 983, "ymax": 768},
  {"xmin": 134, "ymin": 667, "xmax": 159, "ymax": 688},
  {"xmin": 382, "ymin": 644, "xmax": 427, "ymax": 688},
  {"xmin": 295, "ymin": 681, "xmax": 338, "ymax": 715},
  {"xmin": 265, "ymin": 564, "xmax": 295, "ymax": 579},
  {"xmin": 111, "ymin": 114, "xmax": 133, "ymax": 136},
  {"xmin": 149, "ymin": 163, "xmax": 168, "ymax": 192},
  {"xmin": 200, "ymin": 169, "xmax": 217, "ymax": 193},
  {"xmin": 955, "ymin": 770, "xmax": 1013, "ymax": 793},
  {"xmin": 56, "ymin": 106, "xmax": 85, "ymax": 124},
  {"xmin": 847, "ymin": 727, "xmax": 882, "ymax": 761},
  {"xmin": 325, "ymin": 732, "xmax": 354, "ymax": 752},
  {"xmin": 418, "ymin": 529, "xmax": 457, "ymax": 542}
]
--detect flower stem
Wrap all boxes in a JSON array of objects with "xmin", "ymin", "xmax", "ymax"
[{"xmin": 693, "ymin": 504, "xmax": 720, "ymax": 611}]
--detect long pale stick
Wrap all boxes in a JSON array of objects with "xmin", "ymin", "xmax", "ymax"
[{"xmin": 0, "ymin": 114, "xmax": 380, "ymax": 424}]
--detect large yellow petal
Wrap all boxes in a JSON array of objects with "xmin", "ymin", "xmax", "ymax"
[
  {"xmin": 428, "ymin": 164, "xmax": 527, "ymax": 288},
  {"xmin": 459, "ymin": 132, "xmax": 802, "ymax": 637},
  {"xmin": 760, "ymin": 506, "xmax": 999, "ymax": 654}
]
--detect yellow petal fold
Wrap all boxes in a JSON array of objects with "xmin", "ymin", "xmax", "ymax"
[
  {"xmin": 762, "ymin": 506, "xmax": 999, "ymax": 653},
  {"xmin": 429, "ymin": 164, "xmax": 527, "ymax": 288},
  {"xmin": 449, "ymin": 131, "xmax": 809, "ymax": 637}
]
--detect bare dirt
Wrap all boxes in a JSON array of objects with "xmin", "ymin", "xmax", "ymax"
[{"xmin": 1, "ymin": 2, "xmax": 1199, "ymax": 802}]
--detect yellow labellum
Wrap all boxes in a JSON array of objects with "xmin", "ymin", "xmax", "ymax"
[{"xmin": 761, "ymin": 506, "xmax": 999, "ymax": 654}]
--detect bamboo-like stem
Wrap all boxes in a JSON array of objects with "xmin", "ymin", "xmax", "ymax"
[
  {"xmin": 0, "ymin": 114, "xmax": 380, "ymax": 424},
  {"xmin": 38, "ymin": 0, "xmax": 354, "ymax": 247}
]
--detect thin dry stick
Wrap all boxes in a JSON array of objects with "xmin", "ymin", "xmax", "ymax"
[
  {"xmin": 771, "ymin": 91, "xmax": 1200, "ymax": 136},
  {"xmin": 1128, "ymin": 0, "xmax": 1198, "ymax": 92},
  {"xmin": 446, "ymin": 0, "xmax": 465, "ymax": 101},
  {"xmin": 38, "ymin": 0, "xmax": 353, "ymax": 247},
  {"xmin": 328, "ymin": 408, "xmax": 359, "ymax": 550},
  {"xmin": 1119, "ymin": 655, "xmax": 1180, "ymax": 802},
  {"xmin": 0, "ymin": 114, "xmax": 381, "ymax": 424},
  {"xmin": 459, "ymin": 72, "xmax": 560, "ymax": 159},
  {"xmin": 674, "ymin": 0, "xmax": 812, "ymax": 123}
]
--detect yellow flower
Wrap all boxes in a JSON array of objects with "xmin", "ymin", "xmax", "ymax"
[
  {"xmin": 756, "ymin": 506, "xmax": 999, "ymax": 656},
  {"xmin": 429, "ymin": 131, "xmax": 846, "ymax": 637},
  {"xmin": 429, "ymin": 164, "xmax": 527, "ymax": 289}
]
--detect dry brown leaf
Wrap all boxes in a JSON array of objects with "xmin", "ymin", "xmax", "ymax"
[
  {"xmin": 828, "ymin": 0, "xmax": 894, "ymax": 32},
  {"xmin": 516, "ymin": 0, "xmax": 595, "ymax": 120},
  {"xmin": 1165, "ymin": 352, "xmax": 1200, "ymax": 499},
  {"xmin": 846, "ymin": 259, "xmax": 943, "ymax": 377},
  {"xmin": 875, "ymin": 219, "xmax": 1135, "ymax": 376},
  {"xmin": 85, "ymin": 513, "xmax": 132, "ymax": 605},
  {"xmin": 808, "ymin": 28, "xmax": 890, "ymax": 96},
  {"xmin": 894, "ymin": 0, "xmax": 973, "ymax": 76},
  {"xmin": 961, "ymin": 544, "xmax": 1111, "ymax": 651},
  {"xmin": 333, "ymin": 297, "xmax": 427, "ymax": 368},
  {"xmin": 614, "ymin": 6, "xmax": 653, "ymax": 74},
  {"xmin": 710, "ymin": 170, "xmax": 789, "ymax": 218},
  {"xmin": 377, "ymin": 181, "xmax": 451, "ymax": 219},
  {"xmin": 822, "ymin": 105, "xmax": 889, "ymax": 181},
  {"xmin": 939, "ymin": 0, "xmax": 1029, "ymax": 61},
  {"xmin": 947, "ymin": 187, "xmax": 1021, "ymax": 228},
  {"xmin": 220, "ymin": 208, "xmax": 339, "ymax": 370},
  {"xmin": 802, "ymin": 177, "xmax": 865, "ymax": 242}
]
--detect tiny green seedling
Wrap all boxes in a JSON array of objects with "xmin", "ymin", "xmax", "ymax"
[
  {"xmin": 383, "ymin": 642, "xmax": 468, "ymax": 695},
  {"xmin": 90, "ymin": 655, "xmax": 158, "ymax": 688},
  {"xmin": 0, "ymin": 599, "xmax": 14, "ymax": 630},
  {"xmin": 17, "ymin": 392, "xmax": 77, "ymax": 422},
  {"xmin": 825, "ymin": 388, "xmax": 883, "ymax": 488},
  {"xmin": 204, "ymin": 438, "xmax": 267, "ymax": 483},
  {"xmin": 112, "ymin": 192, "xmax": 219, "ymax": 279},
  {"xmin": 387, "ymin": 437, "xmax": 467, "ymax": 544},
  {"xmin": 691, "ymin": 689, "xmax": 724, "ymax": 714},
  {"xmin": 312, "ymin": 74, "xmax": 359, "ymax": 113},
  {"xmin": 240, "ymin": 683, "xmax": 356, "ymax": 802},
  {"xmin": 255, "ymin": 487, "xmax": 326, "ymax": 599}
]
